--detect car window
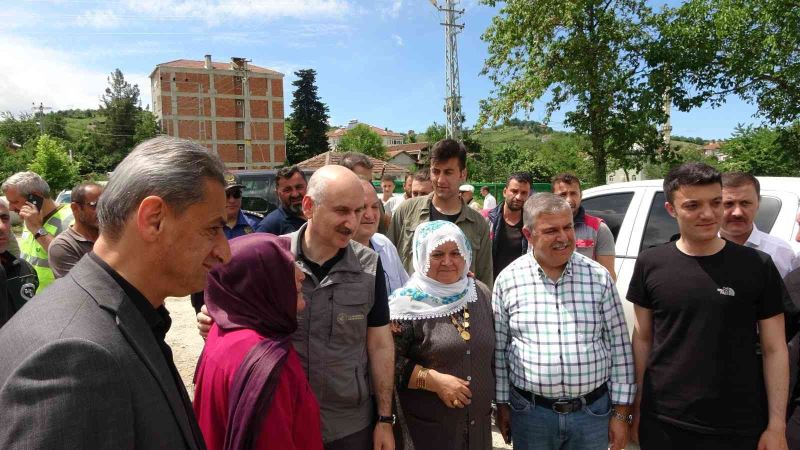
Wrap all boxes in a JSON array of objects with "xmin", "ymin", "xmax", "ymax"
[
  {"xmin": 581, "ymin": 192, "xmax": 634, "ymax": 240},
  {"xmin": 641, "ymin": 192, "xmax": 678, "ymax": 252},
  {"xmin": 639, "ymin": 192, "xmax": 783, "ymax": 253},
  {"xmin": 754, "ymin": 196, "xmax": 781, "ymax": 233}
]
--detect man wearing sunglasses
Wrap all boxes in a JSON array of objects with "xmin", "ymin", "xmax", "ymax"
[
  {"xmin": 222, "ymin": 173, "xmax": 261, "ymax": 240},
  {"xmin": 49, "ymin": 182, "xmax": 103, "ymax": 279}
]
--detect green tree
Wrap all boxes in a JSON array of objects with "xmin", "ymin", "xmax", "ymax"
[
  {"xmin": 42, "ymin": 114, "xmax": 70, "ymax": 141},
  {"xmin": 27, "ymin": 135, "xmax": 80, "ymax": 191},
  {"xmin": 479, "ymin": 0, "xmax": 666, "ymax": 185},
  {"xmin": 99, "ymin": 69, "xmax": 141, "ymax": 171},
  {"xmin": 642, "ymin": 144, "xmax": 720, "ymax": 179},
  {"xmin": 0, "ymin": 112, "xmax": 40, "ymax": 147},
  {"xmin": 133, "ymin": 109, "xmax": 160, "ymax": 144},
  {"xmin": 719, "ymin": 124, "xmax": 800, "ymax": 176},
  {"xmin": 650, "ymin": 0, "xmax": 800, "ymax": 125},
  {"xmin": 422, "ymin": 122, "xmax": 446, "ymax": 144},
  {"xmin": 336, "ymin": 124, "xmax": 387, "ymax": 158},
  {"xmin": 286, "ymin": 69, "xmax": 330, "ymax": 164}
]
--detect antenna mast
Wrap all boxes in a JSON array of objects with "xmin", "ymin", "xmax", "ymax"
[{"xmin": 431, "ymin": 0, "xmax": 464, "ymax": 140}]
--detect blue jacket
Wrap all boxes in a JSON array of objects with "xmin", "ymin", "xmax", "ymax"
[
  {"xmin": 224, "ymin": 210, "xmax": 261, "ymax": 240},
  {"xmin": 256, "ymin": 206, "xmax": 307, "ymax": 235}
]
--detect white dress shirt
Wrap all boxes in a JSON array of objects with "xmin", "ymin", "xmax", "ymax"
[
  {"xmin": 370, "ymin": 233, "xmax": 409, "ymax": 294},
  {"xmin": 745, "ymin": 225, "xmax": 797, "ymax": 278}
]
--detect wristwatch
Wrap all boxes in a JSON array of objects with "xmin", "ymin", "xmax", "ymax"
[
  {"xmin": 377, "ymin": 414, "xmax": 396, "ymax": 425},
  {"xmin": 34, "ymin": 228, "xmax": 48, "ymax": 240},
  {"xmin": 611, "ymin": 409, "xmax": 633, "ymax": 424}
]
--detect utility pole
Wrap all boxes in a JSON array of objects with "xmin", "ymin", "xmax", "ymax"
[
  {"xmin": 431, "ymin": 0, "xmax": 464, "ymax": 140},
  {"xmin": 661, "ymin": 89, "xmax": 672, "ymax": 151},
  {"xmin": 31, "ymin": 102, "xmax": 52, "ymax": 134}
]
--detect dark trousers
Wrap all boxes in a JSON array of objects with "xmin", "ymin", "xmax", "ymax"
[
  {"xmin": 788, "ymin": 405, "xmax": 800, "ymax": 450},
  {"xmin": 639, "ymin": 415, "xmax": 760, "ymax": 450},
  {"xmin": 324, "ymin": 425, "xmax": 372, "ymax": 450}
]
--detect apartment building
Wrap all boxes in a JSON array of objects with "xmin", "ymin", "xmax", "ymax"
[{"xmin": 150, "ymin": 55, "xmax": 285, "ymax": 169}]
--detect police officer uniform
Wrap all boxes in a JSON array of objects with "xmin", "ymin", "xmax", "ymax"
[
  {"xmin": 0, "ymin": 251, "xmax": 38, "ymax": 328},
  {"xmin": 222, "ymin": 173, "xmax": 262, "ymax": 240}
]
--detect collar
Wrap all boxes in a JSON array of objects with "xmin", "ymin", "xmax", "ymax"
[
  {"xmin": 69, "ymin": 225, "xmax": 94, "ymax": 243},
  {"xmin": 745, "ymin": 224, "xmax": 765, "ymax": 248},
  {"xmin": 531, "ymin": 251, "xmax": 575, "ymax": 283},
  {"xmin": 88, "ymin": 253, "xmax": 171, "ymax": 341},
  {"xmin": 230, "ymin": 209, "xmax": 251, "ymax": 228},
  {"xmin": 427, "ymin": 195, "xmax": 476, "ymax": 224},
  {"xmin": 573, "ymin": 205, "xmax": 586, "ymax": 224},
  {"xmin": 290, "ymin": 222, "xmax": 361, "ymax": 274}
]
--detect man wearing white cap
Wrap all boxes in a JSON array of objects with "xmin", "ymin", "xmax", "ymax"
[{"xmin": 459, "ymin": 184, "xmax": 481, "ymax": 211}]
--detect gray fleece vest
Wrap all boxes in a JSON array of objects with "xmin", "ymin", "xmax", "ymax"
[{"xmin": 287, "ymin": 224, "xmax": 379, "ymax": 443}]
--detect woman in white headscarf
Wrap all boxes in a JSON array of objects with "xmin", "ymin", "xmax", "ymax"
[{"xmin": 390, "ymin": 220, "xmax": 495, "ymax": 450}]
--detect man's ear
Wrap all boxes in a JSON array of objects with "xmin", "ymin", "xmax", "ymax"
[
  {"xmin": 302, "ymin": 195, "xmax": 314, "ymax": 221},
  {"xmin": 460, "ymin": 168, "xmax": 468, "ymax": 182},
  {"xmin": 664, "ymin": 201, "xmax": 676, "ymax": 218},
  {"xmin": 521, "ymin": 226, "xmax": 534, "ymax": 245},
  {"xmin": 137, "ymin": 196, "xmax": 167, "ymax": 243}
]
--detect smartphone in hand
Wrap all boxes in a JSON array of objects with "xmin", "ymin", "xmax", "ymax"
[{"xmin": 27, "ymin": 193, "xmax": 44, "ymax": 211}]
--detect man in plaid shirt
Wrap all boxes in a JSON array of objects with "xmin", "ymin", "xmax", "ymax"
[{"xmin": 493, "ymin": 193, "xmax": 635, "ymax": 450}]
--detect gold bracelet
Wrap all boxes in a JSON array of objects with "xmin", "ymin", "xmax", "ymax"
[{"xmin": 416, "ymin": 368, "xmax": 429, "ymax": 390}]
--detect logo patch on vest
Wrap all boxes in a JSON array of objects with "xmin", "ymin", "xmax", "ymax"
[
  {"xmin": 575, "ymin": 239, "xmax": 595, "ymax": 248},
  {"xmin": 337, "ymin": 312, "xmax": 365, "ymax": 324},
  {"xmin": 20, "ymin": 283, "xmax": 36, "ymax": 301}
]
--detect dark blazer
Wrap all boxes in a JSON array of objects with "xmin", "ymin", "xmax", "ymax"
[{"xmin": 0, "ymin": 255, "xmax": 204, "ymax": 449}]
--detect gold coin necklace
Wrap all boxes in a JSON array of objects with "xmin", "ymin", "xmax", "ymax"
[{"xmin": 451, "ymin": 305, "xmax": 471, "ymax": 341}]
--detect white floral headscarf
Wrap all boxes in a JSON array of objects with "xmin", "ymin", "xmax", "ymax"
[{"xmin": 389, "ymin": 221, "xmax": 477, "ymax": 320}]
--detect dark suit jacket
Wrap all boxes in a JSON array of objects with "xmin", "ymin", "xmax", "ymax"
[
  {"xmin": 786, "ymin": 268, "xmax": 800, "ymax": 408},
  {"xmin": 0, "ymin": 255, "xmax": 204, "ymax": 449}
]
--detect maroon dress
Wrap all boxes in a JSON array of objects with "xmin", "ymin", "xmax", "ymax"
[{"xmin": 194, "ymin": 326, "xmax": 323, "ymax": 450}]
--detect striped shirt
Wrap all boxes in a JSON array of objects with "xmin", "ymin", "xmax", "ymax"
[{"xmin": 492, "ymin": 251, "xmax": 636, "ymax": 405}]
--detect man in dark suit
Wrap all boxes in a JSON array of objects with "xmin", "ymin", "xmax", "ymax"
[
  {"xmin": 0, "ymin": 136, "xmax": 231, "ymax": 449},
  {"xmin": 787, "ymin": 212, "xmax": 800, "ymax": 450}
]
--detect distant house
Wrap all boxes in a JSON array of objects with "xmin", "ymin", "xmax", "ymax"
[
  {"xmin": 702, "ymin": 140, "xmax": 725, "ymax": 160},
  {"xmin": 386, "ymin": 142, "xmax": 431, "ymax": 169},
  {"xmin": 296, "ymin": 150, "xmax": 409, "ymax": 179},
  {"xmin": 327, "ymin": 120, "xmax": 405, "ymax": 150}
]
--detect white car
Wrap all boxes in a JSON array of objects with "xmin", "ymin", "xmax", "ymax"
[{"xmin": 582, "ymin": 177, "xmax": 800, "ymax": 331}]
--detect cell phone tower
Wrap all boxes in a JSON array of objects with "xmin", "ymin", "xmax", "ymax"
[{"xmin": 430, "ymin": 0, "xmax": 464, "ymax": 140}]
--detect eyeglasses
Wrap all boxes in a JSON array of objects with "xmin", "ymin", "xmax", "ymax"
[
  {"xmin": 227, "ymin": 189, "xmax": 243, "ymax": 199},
  {"xmin": 78, "ymin": 201, "xmax": 98, "ymax": 209}
]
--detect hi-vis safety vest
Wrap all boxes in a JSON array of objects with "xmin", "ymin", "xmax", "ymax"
[{"xmin": 19, "ymin": 204, "xmax": 73, "ymax": 293}]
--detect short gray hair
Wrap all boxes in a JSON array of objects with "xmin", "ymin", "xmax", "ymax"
[
  {"xmin": 522, "ymin": 193, "xmax": 572, "ymax": 230},
  {"xmin": 2, "ymin": 171, "xmax": 50, "ymax": 198},
  {"xmin": 97, "ymin": 136, "xmax": 226, "ymax": 240}
]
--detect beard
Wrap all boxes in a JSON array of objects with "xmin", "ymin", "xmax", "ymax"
[{"xmin": 286, "ymin": 201, "xmax": 304, "ymax": 216}]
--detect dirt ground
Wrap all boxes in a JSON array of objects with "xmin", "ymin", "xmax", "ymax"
[{"xmin": 164, "ymin": 296, "xmax": 512, "ymax": 450}]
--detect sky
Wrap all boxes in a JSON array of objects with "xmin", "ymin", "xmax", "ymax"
[{"xmin": 0, "ymin": 0, "xmax": 764, "ymax": 140}]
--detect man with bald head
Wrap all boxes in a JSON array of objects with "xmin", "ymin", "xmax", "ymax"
[{"xmin": 289, "ymin": 165, "xmax": 396, "ymax": 450}]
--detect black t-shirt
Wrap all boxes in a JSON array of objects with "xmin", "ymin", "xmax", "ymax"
[
  {"xmin": 493, "ymin": 218, "xmax": 524, "ymax": 279},
  {"xmin": 299, "ymin": 248, "xmax": 390, "ymax": 327},
  {"xmin": 429, "ymin": 200, "xmax": 460, "ymax": 223},
  {"xmin": 627, "ymin": 241, "xmax": 785, "ymax": 436}
]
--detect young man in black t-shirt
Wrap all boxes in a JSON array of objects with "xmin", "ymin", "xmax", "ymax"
[{"xmin": 628, "ymin": 163, "xmax": 789, "ymax": 450}]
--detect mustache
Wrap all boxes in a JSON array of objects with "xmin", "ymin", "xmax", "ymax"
[{"xmin": 335, "ymin": 226, "xmax": 354, "ymax": 236}]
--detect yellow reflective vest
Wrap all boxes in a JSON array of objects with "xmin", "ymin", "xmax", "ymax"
[{"xmin": 19, "ymin": 204, "xmax": 74, "ymax": 293}]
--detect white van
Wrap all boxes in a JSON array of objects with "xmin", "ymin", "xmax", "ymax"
[{"xmin": 581, "ymin": 177, "xmax": 800, "ymax": 330}]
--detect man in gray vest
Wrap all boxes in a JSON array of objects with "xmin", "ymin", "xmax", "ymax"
[{"xmin": 289, "ymin": 165, "xmax": 395, "ymax": 450}]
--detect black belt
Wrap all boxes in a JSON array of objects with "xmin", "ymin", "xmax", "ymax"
[{"xmin": 513, "ymin": 383, "xmax": 608, "ymax": 414}]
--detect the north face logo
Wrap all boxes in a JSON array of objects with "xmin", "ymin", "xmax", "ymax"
[{"xmin": 717, "ymin": 287, "xmax": 735, "ymax": 296}]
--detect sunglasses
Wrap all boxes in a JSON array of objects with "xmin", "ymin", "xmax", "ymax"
[
  {"xmin": 227, "ymin": 189, "xmax": 243, "ymax": 199},
  {"xmin": 78, "ymin": 201, "xmax": 98, "ymax": 209}
]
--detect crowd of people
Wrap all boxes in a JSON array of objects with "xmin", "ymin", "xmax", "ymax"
[{"xmin": 0, "ymin": 135, "xmax": 797, "ymax": 450}]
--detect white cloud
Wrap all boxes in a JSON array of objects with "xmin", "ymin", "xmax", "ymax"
[
  {"xmin": 392, "ymin": 34, "xmax": 404, "ymax": 46},
  {"xmin": 75, "ymin": 9, "xmax": 122, "ymax": 29},
  {"xmin": 125, "ymin": 0, "xmax": 354, "ymax": 24},
  {"xmin": 386, "ymin": 0, "xmax": 403, "ymax": 18},
  {"xmin": 0, "ymin": 34, "xmax": 152, "ymax": 115}
]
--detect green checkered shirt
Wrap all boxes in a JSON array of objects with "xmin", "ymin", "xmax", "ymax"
[{"xmin": 492, "ymin": 251, "xmax": 636, "ymax": 405}]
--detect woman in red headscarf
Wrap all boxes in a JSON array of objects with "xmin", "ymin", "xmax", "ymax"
[{"xmin": 193, "ymin": 233, "xmax": 322, "ymax": 450}]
